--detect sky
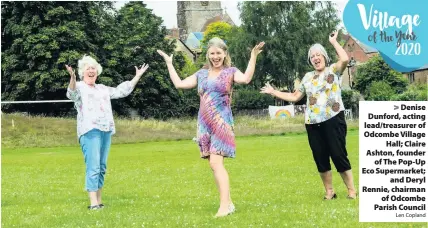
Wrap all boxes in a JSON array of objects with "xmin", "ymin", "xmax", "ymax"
[{"xmin": 115, "ymin": 1, "xmax": 349, "ymax": 29}]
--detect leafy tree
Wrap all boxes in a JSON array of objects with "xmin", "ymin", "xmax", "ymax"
[
  {"xmin": 390, "ymin": 83, "xmax": 428, "ymax": 101},
  {"xmin": 195, "ymin": 21, "xmax": 233, "ymax": 68},
  {"xmin": 366, "ymin": 81, "xmax": 395, "ymax": 101},
  {"xmin": 176, "ymin": 54, "xmax": 200, "ymax": 117},
  {"xmin": 1, "ymin": 1, "xmax": 188, "ymax": 118},
  {"xmin": 1, "ymin": 1, "xmax": 115, "ymax": 115},
  {"xmin": 341, "ymin": 89, "xmax": 363, "ymax": 113},
  {"xmin": 228, "ymin": 1, "xmax": 340, "ymax": 90},
  {"xmin": 201, "ymin": 21, "xmax": 232, "ymax": 47},
  {"xmin": 103, "ymin": 2, "xmax": 186, "ymax": 118},
  {"xmin": 232, "ymin": 88, "xmax": 275, "ymax": 111},
  {"xmin": 354, "ymin": 55, "xmax": 408, "ymax": 96}
]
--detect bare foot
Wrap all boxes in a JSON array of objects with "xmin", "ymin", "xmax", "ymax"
[
  {"xmin": 347, "ymin": 190, "xmax": 357, "ymax": 199},
  {"xmin": 324, "ymin": 191, "xmax": 337, "ymax": 200},
  {"xmin": 215, "ymin": 206, "xmax": 230, "ymax": 218},
  {"xmin": 214, "ymin": 203, "xmax": 235, "ymax": 218}
]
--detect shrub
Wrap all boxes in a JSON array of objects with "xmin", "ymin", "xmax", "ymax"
[{"xmin": 367, "ymin": 81, "xmax": 395, "ymax": 101}]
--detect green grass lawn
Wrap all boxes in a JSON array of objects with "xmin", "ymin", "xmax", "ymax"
[
  {"xmin": 2, "ymin": 132, "xmax": 426, "ymax": 227},
  {"xmin": 1, "ymin": 113, "xmax": 359, "ymax": 148}
]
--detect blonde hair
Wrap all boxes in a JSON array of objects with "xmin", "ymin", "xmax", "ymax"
[
  {"xmin": 77, "ymin": 55, "xmax": 103, "ymax": 80},
  {"xmin": 307, "ymin": 43, "xmax": 330, "ymax": 66},
  {"xmin": 205, "ymin": 37, "xmax": 231, "ymax": 68}
]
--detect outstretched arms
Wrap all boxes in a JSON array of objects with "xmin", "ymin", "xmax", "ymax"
[
  {"xmin": 233, "ymin": 42, "xmax": 265, "ymax": 84},
  {"xmin": 108, "ymin": 63, "xmax": 150, "ymax": 99},
  {"xmin": 260, "ymin": 82, "xmax": 305, "ymax": 103},
  {"xmin": 130, "ymin": 63, "xmax": 149, "ymax": 88},
  {"xmin": 157, "ymin": 50, "xmax": 197, "ymax": 89}
]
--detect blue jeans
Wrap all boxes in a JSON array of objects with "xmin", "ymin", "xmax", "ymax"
[{"xmin": 79, "ymin": 129, "xmax": 112, "ymax": 192}]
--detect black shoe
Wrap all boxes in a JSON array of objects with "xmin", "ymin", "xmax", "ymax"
[
  {"xmin": 324, "ymin": 193, "xmax": 337, "ymax": 200},
  {"xmin": 98, "ymin": 203, "xmax": 104, "ymax": 208},
  {"xmin": 88, "ymin": 205, "xmax": 101, "ymax": 210}
]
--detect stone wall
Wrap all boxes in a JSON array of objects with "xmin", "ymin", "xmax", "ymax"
[{"xmin": 177, "ymin": 1, "xmax": 222, "ymax": 40}]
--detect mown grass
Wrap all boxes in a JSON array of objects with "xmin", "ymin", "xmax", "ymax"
[
  {"xmin": 1, "ymin": 132, "xmax": 426, "ymax": 227},
  {"xmin": 1, "ymin": 113, "xmax": 359, "ymax": 148}
]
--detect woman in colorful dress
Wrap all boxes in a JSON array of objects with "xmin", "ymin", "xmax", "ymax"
[
  {"xmin": 260, "ymin": 30, "xmax": 357, "ymax": 200},
  {"xmin": 157, "ymin": 37, "xmax": 264, "ymax": 217},
  {"xmin": 66, "ymin": 55, "xmax": 149, "ymax": 210}
]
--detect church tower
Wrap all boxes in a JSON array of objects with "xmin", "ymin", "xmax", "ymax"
[{"xmin": 177, "ymin": 1, "xmax": 223, "ymax": 40}]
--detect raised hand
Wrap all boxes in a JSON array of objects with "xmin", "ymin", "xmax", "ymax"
[
  {"xmin": 329, "ymin": 30, "xmax": 339, "ymax": 44},
  {"xmin": 157, "ymin": 50, "xmax": 173, "ymax": 64},
  {"xmin": 260, "ymin": 82, "xmax": 275, "ymax": 94},
  {"xmin": 135, "ymin": 63, "xmax": 149, "ymax": 78},
  {"xmin": 65, "ymin": 65, "xmax": 76, "ymax": 79},
  {"xmin": 251, "ymin": 41, "xmax": 265, "ymax": 58}
]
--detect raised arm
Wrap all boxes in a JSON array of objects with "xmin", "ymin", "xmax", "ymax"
[
  {"xmin": 66, "ymin": 65, "xmax": 77, "ymax": 91},
  {"xmin": 157, "ymin": 50, "xmax": 197, "ymax": 89},
  {"xmin": 329, "ymin": 30, "xmax": 349, "ymax": 74},
  {"xmin": 65, "ymin": 65, "xmax": 81, "ymax": 102},
  {"xmin": 130, "ymin": 63, "xmax": 149, "ymax": 88},
  {"xmin": 108, "ymin": 63, "xmax": 149, "ymax": 99},
  {"xmin": 234, "ymin": 42, "xmax": 265, "ymax": 84},
  {"xmin": 260, "ymin": 82, "xmax": 305, "ymax": 103}
]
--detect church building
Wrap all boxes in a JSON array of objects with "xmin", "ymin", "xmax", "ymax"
[{"xmin": 167, "ymin": 1, "xmax": 235, "ymax": 61}]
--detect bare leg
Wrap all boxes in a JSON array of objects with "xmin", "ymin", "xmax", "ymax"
[
  {"xmin": 340, "ymin": 170, "xmax": 357, "ymax": 198},
  {"xmin": 97, "ymin": 188, "xmax": 102, "ymax": 205},
  {"xmin": 209, "ymin": 154, "xmax": 232, "ymax": 216},
  {"xmin": 88, "ymin": 191, "xmax": 98, "ymax": 206},
  {"xmin": 320, "ymin": 171, "xmax": 336, "ymax": 199}
]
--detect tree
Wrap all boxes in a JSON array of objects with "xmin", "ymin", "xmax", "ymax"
[
  {"xmin": 1, "ymin": 1, "xmax": 115, "ymax": 115},
  {"xmin": 1, "ymin": 1, "xmax": 189, "ymax": 118},
  {"xmin": 390, "ymin": 83, "xmax": 428, "ymax": 101},
  {"xmin": 228, "ymin": 1, "xmax": 340, "ymax": 90},
  {"xmin": 105, "ymin": 2, "xmax": 186, "ymax": 118},
  {"xmin": 201, "ymin": 21, "xmax": 233, "ymax": 47},
  {"xmin": 354, "ymin": 55, "xmax": 408, "ymax": 96},
  {"xmin": 366, "ymin": 81, "xmax": 395, "ymax": 101},
  {"xmin": 196, "ymin": 21, "xmax": 233, "ymax": 68},
  {"xmin": 341, "ymin": 88, "xmax": 363, "ymax": 112},
  {"xmin": 171, "ymin": 54, "xmax": 199, "ymax": 117}
]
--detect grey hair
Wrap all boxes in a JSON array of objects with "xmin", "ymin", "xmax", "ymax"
[
  {"xmin": 307, "ymin": 43, "xmax": 330, "ymax": 65},
  {"xmin": 77, "ymin": 55, "xmax": 103, "ymax": 80},
  {"xmin": 206, "ymin": 37, "xmax": 231, "ymax": 68}
]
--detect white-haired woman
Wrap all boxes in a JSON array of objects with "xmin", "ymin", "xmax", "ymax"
[
  {"xmin": 157, "ymin": 38, "xmax": 264, "ymax": 217},
  {"xmin": 65, "ymin": 55, "xmax": 149, "ymax": 210},
  {"xmin": 261, "ymin": 30, "xmax": 357, "ymax": 200}
]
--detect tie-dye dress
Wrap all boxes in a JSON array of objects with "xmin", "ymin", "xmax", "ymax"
[{"xmin": 195, "ymin": 67, "xmax": 237, "ymax": 159}]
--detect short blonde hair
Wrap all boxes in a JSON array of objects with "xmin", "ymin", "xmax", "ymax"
[
  {"xmin": 307, "ymin": 43, "xmax": 330, "ymax": 65},
  {"xmin": 206, "ymin": 37, "xmax": 231, "ymax": 68},
  {"xmin": 78, "ymin": 55, "xmax": 103, "ymax": 80}
]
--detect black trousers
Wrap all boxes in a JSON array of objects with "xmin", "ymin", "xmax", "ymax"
[{"xmin": 305, "ymin": 111, "xmax": 351, "ymax": 173}]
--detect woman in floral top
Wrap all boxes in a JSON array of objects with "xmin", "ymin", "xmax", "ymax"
[
  {"xmin": 66, "ymin": 55, "xmax": 149, "ymax": 210},
  {"xmin": 157, "ymin": 37, "xmax": 264, "ymax": 217},
  {"xmin": 261, "ymin": 30, "xmax": 356, "ymax": 200}
]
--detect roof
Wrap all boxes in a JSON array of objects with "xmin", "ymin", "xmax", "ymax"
[
  {"xmin": 201, "ymin": 13, "xmax": 235, "ymax": 31},
  {"xmin": 415, "ymin": 64, "xmax": 428, "ymax": 71},
  {"xmin": 354, "ymin": 39, "xmax": 378, "ymax": 53},
  {"xmin": 185, "ymin": 33, "xmax": 203, "ymax": 49},
  {"xmin": 191, "ymin": 32, "xmax": 204, "ymax": 41},
  {"xmin": 165, "ymin": 35, "xmax": 197, "ymax": 60}
]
